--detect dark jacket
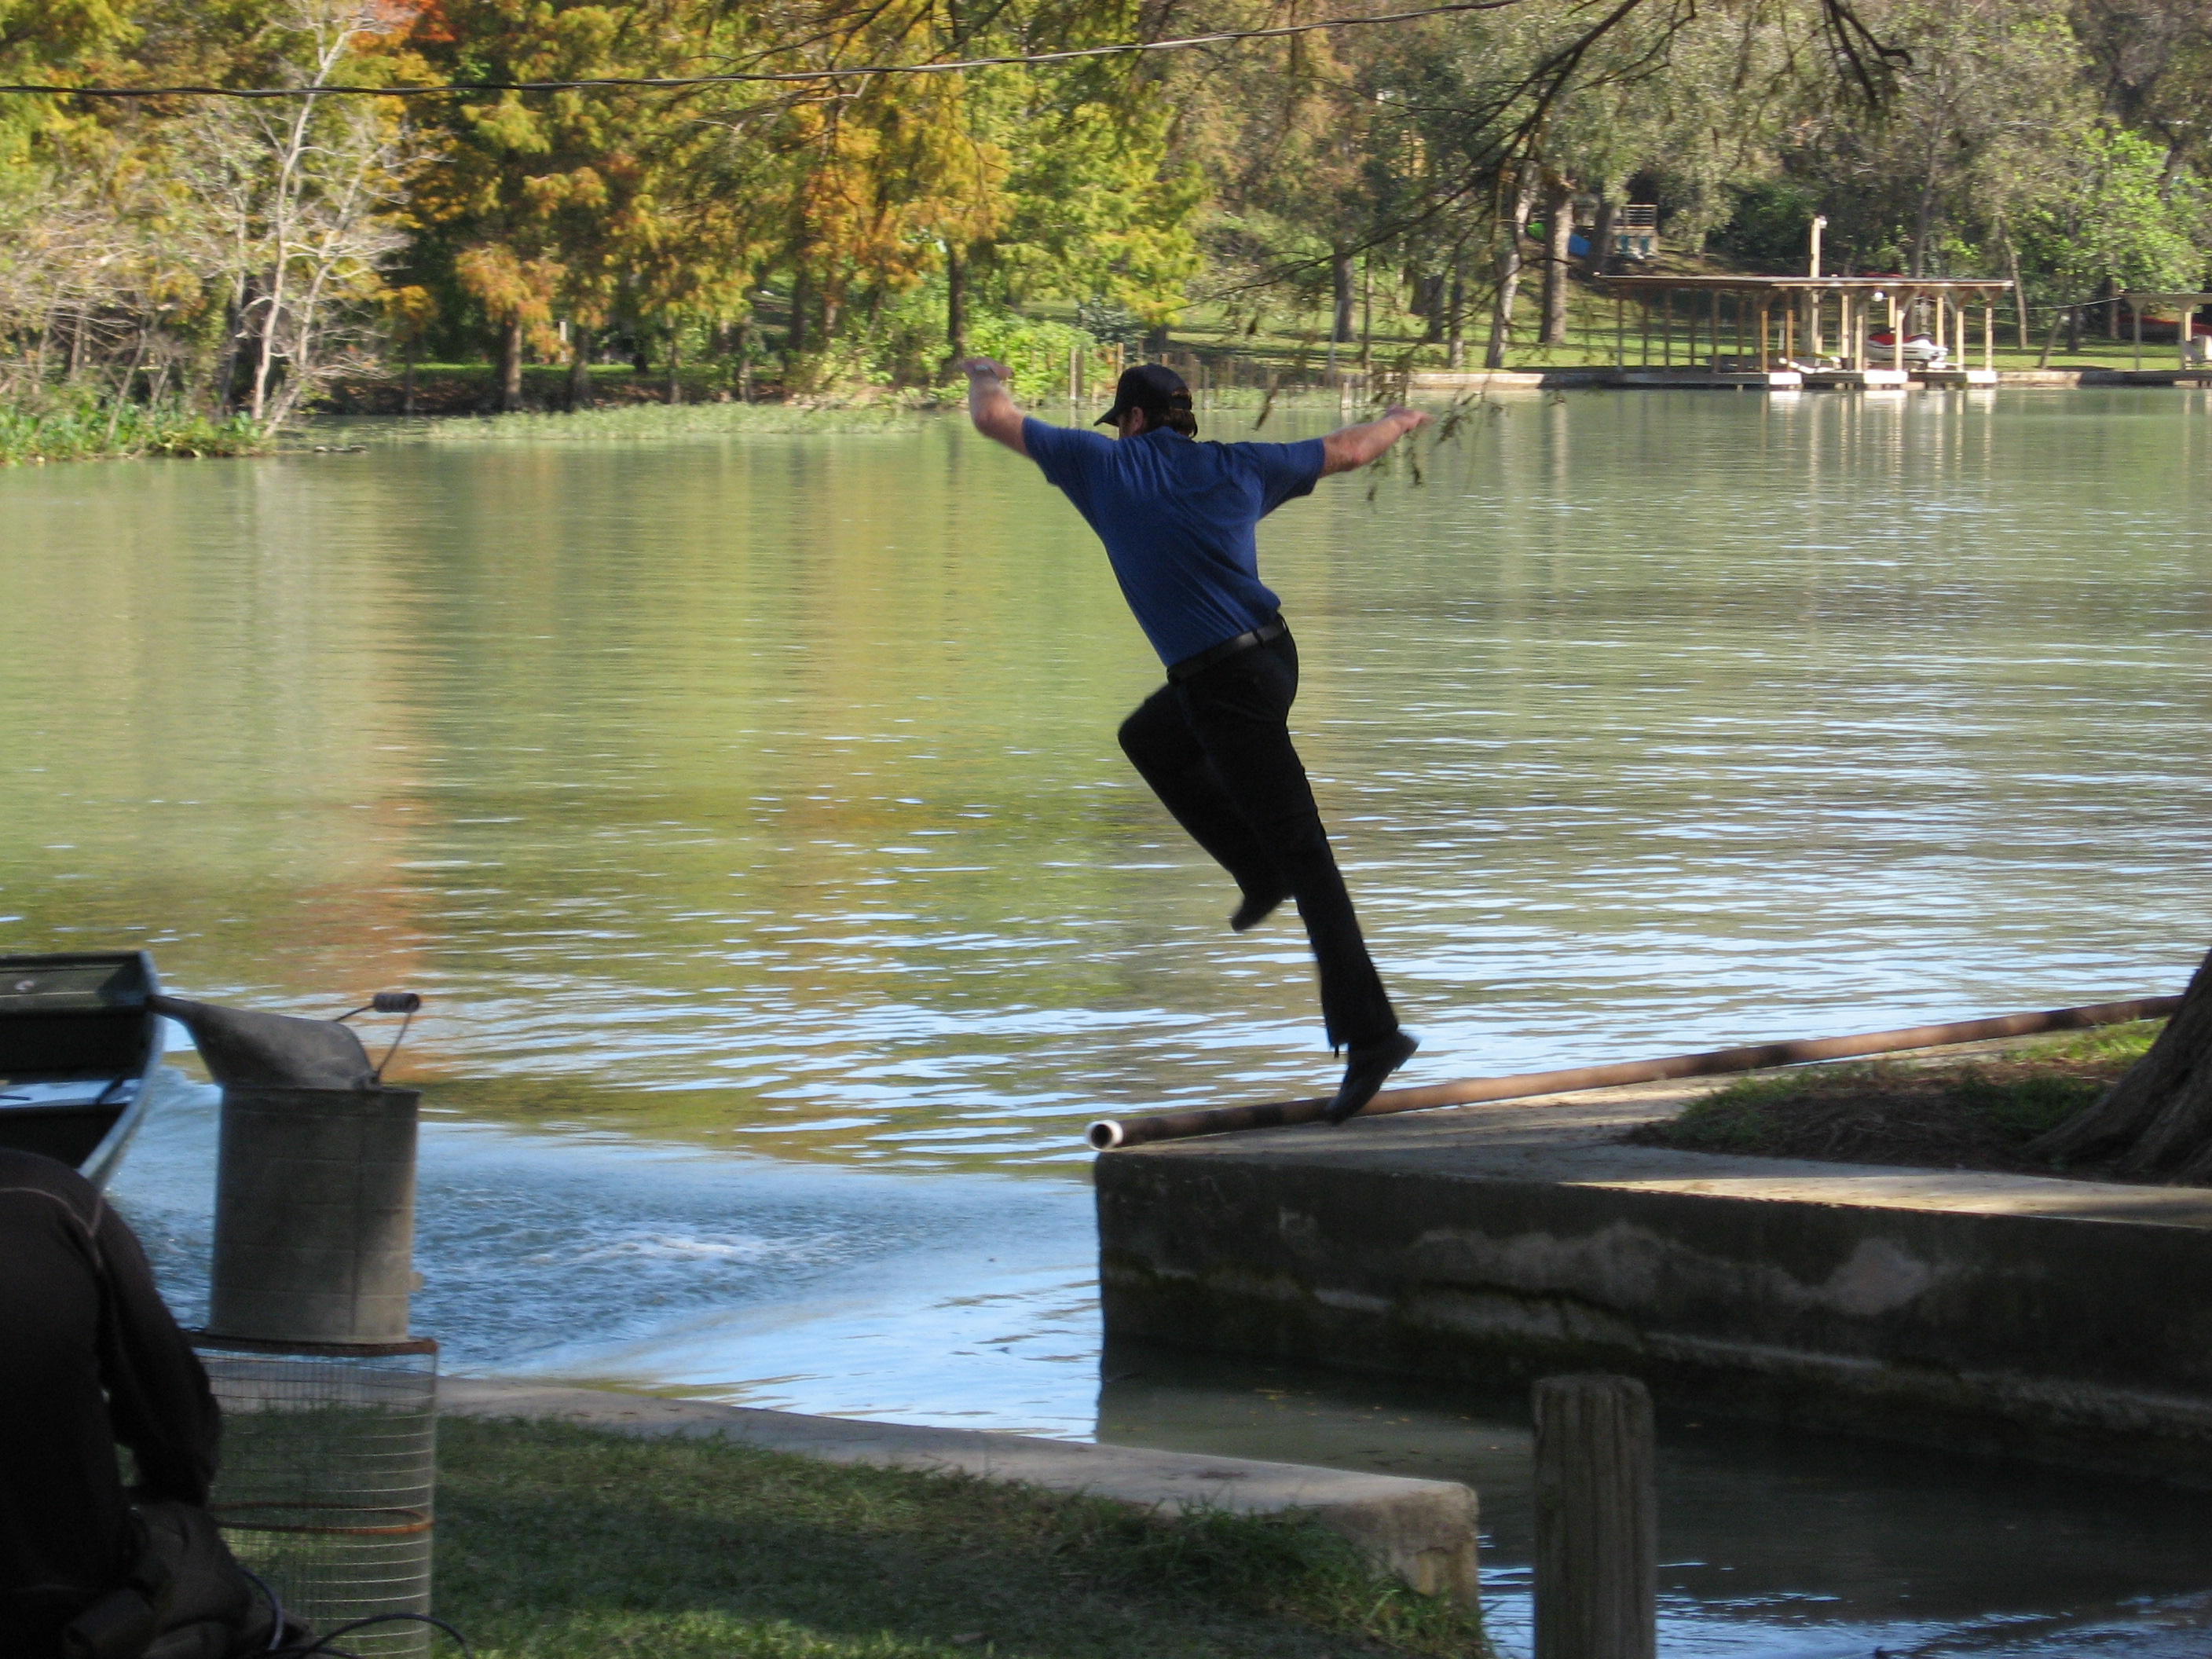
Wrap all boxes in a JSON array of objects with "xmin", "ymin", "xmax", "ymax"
[{"xmin": 0, "ymin": 1149, "xmax": 218, "ymax": 1646}]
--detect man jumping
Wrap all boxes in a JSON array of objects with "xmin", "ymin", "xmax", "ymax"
[{"xmin": 961, "ymin": 356, "xmax": 1430, "ymax": 1124}]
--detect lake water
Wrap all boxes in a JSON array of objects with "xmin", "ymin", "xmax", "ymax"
[{"xmin": 5, "ymin": 388, "xmax": 2211, "ymax": 1654}]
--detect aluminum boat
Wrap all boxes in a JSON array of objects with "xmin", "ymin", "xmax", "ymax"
[{"xmin": 0, "ymin": 950, "xmax": 163, "ymax": 1187}]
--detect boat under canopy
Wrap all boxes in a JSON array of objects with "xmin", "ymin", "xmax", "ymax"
[{"xmin": 0, "ymin": 950, "xmax": 163, "ymax": 1187}]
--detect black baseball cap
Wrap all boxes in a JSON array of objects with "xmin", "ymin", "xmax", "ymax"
[{"xmin": 1095, "ymin": 362, "xmax": 1192, "ymax": 427}]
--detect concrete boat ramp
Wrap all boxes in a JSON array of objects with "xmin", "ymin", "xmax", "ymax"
[{"xmin": 1096, "ymin": 1073, "xmax": 2212, "ymax": 1485}]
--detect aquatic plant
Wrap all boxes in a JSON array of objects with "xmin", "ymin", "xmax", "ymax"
[{"xmin": 0, "ymin": 397, "xmax": 270, "ymax": 465}]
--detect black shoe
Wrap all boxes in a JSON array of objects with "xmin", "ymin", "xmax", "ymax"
[
  {"xmin": 1230, "ymin": 890, "xmax": 1286, "ymax": 932},
  {"xmin": 1322, "ymin": 1030, "xmax": 1419, "ymax": 1125}
]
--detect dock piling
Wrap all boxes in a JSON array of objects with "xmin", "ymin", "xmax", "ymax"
[{"xmin": 1533, "ymin": 1374, "xmax": 1657, "ymax": 1659}]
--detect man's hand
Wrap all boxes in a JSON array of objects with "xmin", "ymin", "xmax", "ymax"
[
  {"xmin": 961, "ymin": 357, "xmax": 1027, "ymax": 455},
  {"xmin": 1319, "ymin": 405, "xmax": 1432, "ymax": 476}
]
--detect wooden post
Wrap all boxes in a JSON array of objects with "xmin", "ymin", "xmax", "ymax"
[
  {"xmin": 1615, "ymin": 295, "xmax": 1626, "ymax": 368},
  {"xmin": 2133, "ymin": 295, "xmax": 2143, "ymax": 371},
  {"xmin": 1534, "ymin": 1375, "xmax": 1657, "ymax": 1659}
]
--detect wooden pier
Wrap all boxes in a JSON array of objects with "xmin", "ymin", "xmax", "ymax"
[{"xmin": 1594, "ymin": 273, "xmax": 2013, "ymax": 386}]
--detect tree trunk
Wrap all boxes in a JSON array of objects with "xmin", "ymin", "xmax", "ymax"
[
  {"xmin": 2031, "ymin": 944, "xmax": 2212, "ymax": 1181},
  {"xmin": 1359, "ymin": 256, "xmax": 1372, "ymax": 372},
  {"xmin": 1540, "ymin": 174, "xmax": 1575, "ymax": 345},
  {"xmin": 497, "ymin": 315, "xmax": 523, "ymax": 412},
  {"xmin": 737, "ymin": 313, "xmax": 756, "ymax": 401},
  {"xmin": 1485, "ymin": 173, "xmax": 1535, "ymax": 369},
  {"xmin": 402, "ymin": 338, "xmax": 418, "ymax": 416},
  {"xmin": 105, "ymin": 326, "xmax": 149, "ymax": 448},
  {"xmin": 1587, "ymin": 197, "xmax": 1616, "ymax": 276},
  {"xmin": 1331, "ymin": 244, "xmax": 1355, "ymax": 343},
  {"xmin": 1409, "ymin": 270, "xmax": 1443, "ymax": 340},
  {"xmin": 1446, "ymin": 251, "xmax": 1466, "ymax": 368},
  {"xmin": 666, "ymin": 326, "xmax": 682, "ymax": 404},
  {"xmin": 214, "ymin": 287, "xmax": 245, "ymax": 413},
  {"xmin": 2102, "ymin": 274, "xmax": 2120, "ymax": 339},
  {"xmin": 788, "ymin": 266, "xmax": 811, "ymax": 356},
  {"xmin": 947, "ymin": 246, "xmax": 967, "ymax": 362},
  {"xmin": 1910, "ymin": 168, "xmax": 1936, "ymax": 278},
  {"xmin": 1998, "ymin": 222, "xmax": 2029, "ymax": 351},
  {"xmin": 2067, "ymin": 302, "xmax": 2082, "ymax": 353},
  {"xmin": 567, "ymin": 324, "xmax": 594, "ymax": 410}
]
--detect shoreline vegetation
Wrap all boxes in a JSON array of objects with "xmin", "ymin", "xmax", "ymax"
[
  {"xmin": 16, "ymin": 343, "xmax": 2205, "ymax": 467},
  {"xmin": 0, "ymin": 397, "xmax": 272, "ymax": 466},
  {"xmin": 11, "ymin": 324, "xmax": 2206, "ymax": 467},
  {"xmin": 1626, "ymin": 1021, "xmax": 2165, "ymax": 1181},
  {"xmin": 435, "ymin": 1415, "xmax": 1490, "ymax": 1659},
  {"xmin": 10, "ymin": 2, "xmax": 2209, "ymax": 470}
]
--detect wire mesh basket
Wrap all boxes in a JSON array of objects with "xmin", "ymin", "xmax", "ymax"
[{"xmin": 196, "ymin": 1337, "xmax": 437, "ymax": 1659}]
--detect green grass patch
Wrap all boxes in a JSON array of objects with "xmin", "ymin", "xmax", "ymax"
[
  {"xmin": 0, "ymin": 398, "xmax": 270, "ymax": 463},
  {"xmin": 1632, "ymin": 1022, "xmax": 2163, "ymax": 1175},
  {"xmin": 432, "ymin": 1417, "xmax": 1488, "ymax": 1659}
]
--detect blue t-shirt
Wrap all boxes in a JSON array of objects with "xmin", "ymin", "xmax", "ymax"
[{"xmin": 1021, "ymin": 418, "xmax": 1326, "ymax": 666}]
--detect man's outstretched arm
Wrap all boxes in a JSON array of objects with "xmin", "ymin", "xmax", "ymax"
[
  {"xmin": 1319, "ymin": 406, "xmax": 1431, "ymax": 476},
  {"xmin": 960, "ymin": 357, "xmax": 1028, "ymax": 456}
]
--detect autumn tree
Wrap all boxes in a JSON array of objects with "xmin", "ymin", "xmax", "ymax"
[{"xmin": 403, "ymin": 0, "xmax": 751, "ymax": 408}]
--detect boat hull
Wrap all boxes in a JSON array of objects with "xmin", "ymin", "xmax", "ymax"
[{"xmin": 0, "ymin": 951, "xmax": 163, "ymax": 1186}]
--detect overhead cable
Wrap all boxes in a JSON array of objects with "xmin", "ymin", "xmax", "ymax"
[{"xmin": 0, "ymin": 1, "xmax": 1516, "ymax": 101}]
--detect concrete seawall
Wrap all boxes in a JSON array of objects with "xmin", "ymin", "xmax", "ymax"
[
  {"xmin": 1096, "ymin": 1080, "xmax": 2212, "ymax": 1483},
  {"xmin": 440, "ymin": 1377, "xmax": 1480, "ymax": 1603}
]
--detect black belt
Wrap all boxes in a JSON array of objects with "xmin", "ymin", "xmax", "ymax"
[{"xmin": 1167, "ymin": 616, "xmax": 1287, "ymax": 682}]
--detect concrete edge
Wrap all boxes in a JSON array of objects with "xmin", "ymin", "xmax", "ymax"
[{"xmin": 437, "ymin": 1376, "xmax": 1479, "ymax": 1605}]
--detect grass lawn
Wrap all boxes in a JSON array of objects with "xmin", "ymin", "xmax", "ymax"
[
  {"xmin": 433, "ymin": 1417, "xmax": 1489, "ymax": 1659},
  {"xmin": 1625, "ymin": 1021, "xmax": 2163, "ymax": 1179}
]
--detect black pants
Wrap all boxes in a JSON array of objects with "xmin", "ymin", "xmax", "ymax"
[
  {"xmin": 1118, "ymin": 628, "xmax": 1397, "ymax": 1049},
  {"xmin": 43, "ymin": 1501, "xmax": 270, "ymax": 1659}
]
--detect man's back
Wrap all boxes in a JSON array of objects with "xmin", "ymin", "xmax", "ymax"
[
  {"xmin": 1020, "ymin": 420, "xmax": 1325, "ymax": 665},
  {"xmin": 0, "ymin": 1151, "xmax": 218, "ymax": 1651}
]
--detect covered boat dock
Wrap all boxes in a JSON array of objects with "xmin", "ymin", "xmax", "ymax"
[{"xmin": 1597, "ymin": 274, "xmax": 2015, "ymax": 388}]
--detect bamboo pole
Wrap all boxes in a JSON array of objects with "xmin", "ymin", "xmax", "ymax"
[{"xmin": 1083, "ymin": 993, "xmax": 2181, "ymax": 1149}]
